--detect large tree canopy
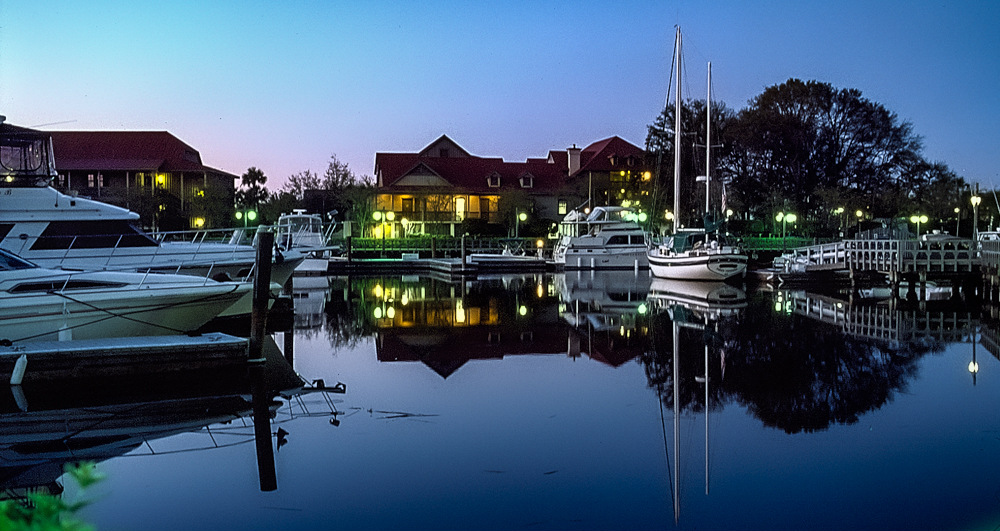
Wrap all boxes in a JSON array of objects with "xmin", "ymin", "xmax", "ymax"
[{"xmin": 646, "ymin": 79, "xmax": 960, "ymax": 229}]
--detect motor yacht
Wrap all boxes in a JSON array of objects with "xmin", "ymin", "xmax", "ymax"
[
  {"xmin": 552, "ymin": 206, "xmax": 649, "ymax": 270},
  {"xmin": 0, "ymin": 247, "xmax": 250, "ymax": 343},
  {"xmin": 0, "ymin": 119, "xmax": 303, "ymax": 285}
]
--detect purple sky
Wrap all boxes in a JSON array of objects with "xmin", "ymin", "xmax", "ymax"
[{"xmin": 1, "ymin": 1, "xmax": 997, "ymax": 191}]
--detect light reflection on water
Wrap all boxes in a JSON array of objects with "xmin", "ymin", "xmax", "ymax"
[{"xmin": 32, "ymin": 272, "xmax": 1000, "ymax": 529}]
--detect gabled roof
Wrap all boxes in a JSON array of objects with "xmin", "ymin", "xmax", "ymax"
[
  {"xmin": 374, "ymin": 135, "xmax": 647, "ymax": 193},
  {"xmin": 49, "ymin": 131, "xmax": 231, "ymax": 176},
  {"xmin": 375, "ymin": 137, "xmax": 569, "ymax": 193},
  {"xmin": 575, "ymin": 136, "xmax": 646, "ymax": 176}
]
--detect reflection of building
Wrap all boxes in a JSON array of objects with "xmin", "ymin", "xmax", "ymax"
[
  {"xmin": 373, "ymin": 135, "xmax": 649, "ymax": 236},
  {"xmin": 49, "ymin": 131, "xmax": 238, "ymax": 230},
  {"xmin": 366, "ymin": 274, "xmax": 650, "ymax": 377}
]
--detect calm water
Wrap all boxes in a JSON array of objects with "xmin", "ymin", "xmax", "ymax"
[{"xmin": 7, "ymin": 272, "xmax": 1000, "ymax": 530}]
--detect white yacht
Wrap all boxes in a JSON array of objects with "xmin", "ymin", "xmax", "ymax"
[
  {"xmin": 0, "ymin": 248, "xmax": 250, "ymax": 343},
  {"xmin": 553, "ymin": 206, "xmax": 649, "ymax": 270},
  {"xmin": 0, "ymin": 119, "xmax": 303, "ymax": 284}
]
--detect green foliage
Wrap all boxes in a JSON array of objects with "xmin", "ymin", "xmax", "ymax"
[
  {"xmin": 236, "ymin": 167, "xmax": 270, "ymax": 210},
  {"xmin": 0, "ymin": 462, "xmax": 103, "ymax": 531}
]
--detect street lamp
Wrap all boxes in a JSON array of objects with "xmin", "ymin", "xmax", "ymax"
[
  {"xmin": 372, "ymin": 210, "xmax": 395, "ymax": 257},
  {"xmin": 955, "ymin": 207, "xmax": 961, "ymax": 236},
  {"xmin": 235, "ymin": 209, "xmax": 257, "ymax": 228},
  {"xmin": 515, "ymin": 211, "xmax": 527, "ymax": 238},
  {"xmin": 776, "ymin": 212, "xmax": 796, "ymax": 251},
  {"xmin": 971, "ymin": 194, "xmax": 982, "ymax": 241},
  {"xmin": 909, "ymin": 214, "xmax": 928, "ymax": 239}
]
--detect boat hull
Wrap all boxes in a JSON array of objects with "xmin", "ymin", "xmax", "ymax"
[{"xmin": 647, "ymin": 249, "xmax": 747, "ymax": 281}]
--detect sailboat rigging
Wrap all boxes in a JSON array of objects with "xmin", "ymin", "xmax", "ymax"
[{"xmin": 647, "ymin": 28, "xmax": 748, "ymax": 282}]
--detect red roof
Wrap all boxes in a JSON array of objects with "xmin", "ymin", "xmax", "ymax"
[
  {"xmin": 374, "ymin": 135, "xmax": 645, "ymax": 193},
  {"xmin": 576, "ymin": 136, "xmax": 647, "ymax": 174},
  {"xmin": 49, "ymin": 131, "xmax": 226, "ymax": 174}
]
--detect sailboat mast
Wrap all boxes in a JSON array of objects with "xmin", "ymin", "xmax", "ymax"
[
  {"xmin": 705, "ymin": 62, "xmax": 712, "ymax": 215},
  {"xmin": 673, "ymin": 28, "xmax": 682, "ymax": 230}
]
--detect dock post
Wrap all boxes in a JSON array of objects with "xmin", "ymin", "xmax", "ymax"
[
  {"xmin": 431, "ymin": 237, "xmax": 437, "ymax": 259},
  {"xmin": 461, "ymin": 234, "xmax": 467, "ymax": 267},
  {"xmin": 919, "ymin": 271, "xmax": 927, "ymax": 301},
  {"xmin": 249, "ymin": 227, "xmax": 273, "ymax": 364}
]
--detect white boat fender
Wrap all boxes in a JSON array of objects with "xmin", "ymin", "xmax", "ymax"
[{"xmin": 10, "ymin": 354, "xmax": 27, "ymax": 386}]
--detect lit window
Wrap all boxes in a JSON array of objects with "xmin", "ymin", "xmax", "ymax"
[
  {"xmin": 558, "ymin": 201, "xmax": 568, "ymax": 215},
  {"xmin": 87, "ymin": 174, "xmax": 95, "ymax": 187}
]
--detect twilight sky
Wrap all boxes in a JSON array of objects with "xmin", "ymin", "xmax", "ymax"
[{"xmin": 1, "ymin": 0, "xmax": 997, "ymax": 191}]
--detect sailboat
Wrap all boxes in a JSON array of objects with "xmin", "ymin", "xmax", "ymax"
[{"xmin": 647, "ymin": 29, "xmax": 747, "ymax": 282}]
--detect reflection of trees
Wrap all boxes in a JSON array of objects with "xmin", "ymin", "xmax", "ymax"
[{"xmin": 642, "ymin": 293, "xmax": 942, "ymax": 434}]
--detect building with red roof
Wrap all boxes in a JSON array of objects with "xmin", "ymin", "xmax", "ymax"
[
  {"xmin": 48, "ymin": 131, "xmax": 238, "ymax": 230},
  {"xmin": 373, "ymin": 135, "xmax": 650, "ymax": 237}
]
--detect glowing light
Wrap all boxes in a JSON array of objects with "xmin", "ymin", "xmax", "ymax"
[
  {"xmin": 969, "ymin": 361, "xmax": 980, "ymax": 373},
  {"xmin": 638, "ymin": 303, "xmax": 647, "ymax": 315},
  {"xmin": 456, "ymin": 300, "xmax": 466, "ymax": 323},
  {"xmin": 247, "ymin": 211, "xmax": 257, "ymax": 221},
  {"xmin": 519, "ymin": 305, "xmax": 527, "ymax": 316},
  {"xmin": 536, "ymin": 239, "xmax": 544, "ymax": 248},
  {"xmin": 518, "ymin": 212, "xmax": 527, "ymax": 221},
  {"xmin": 4, "ymin": 176, "xmax": 12, "ymax": 183},
  {"xmin": 642, "ymin": 171, "xmax": 651, "ymax": 181},
  {"xmin": 386, "ymin": 306, "xmax": 395, "ymax": 319},
  {"xmin": 373, "ymin": 307, "xmax": 383, "ymax": 319},
  {"xmin": 622, "ymin": 200, "xmax": 631, "ymax": 208},
  {"xmin": 537, "ymin": 283, "xmax": 544, "ymax": 298},
  {"xmin": 638, "ymin": 213, "xmax": 648, "ymax": 222},
  {"xmin": 855, "ymin": 210, "xmax": 864, "ymax": 218},
  {"xmin": 386, "ymin": 211, "xmax": 395, "ymax": 221},
  {"xmin": 235, "ymin": 212, "xmax": 243, "ymax": 220},
  {"xmin": 192, "ymin": 217, "xmax": 205, "ymax": 228},
  {"xmin": 374, "ymin": 284, "xmax": 383, "ymax": 298}
]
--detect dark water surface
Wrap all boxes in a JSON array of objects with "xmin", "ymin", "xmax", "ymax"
[{"xmin": 16, "ymin": 272, "xmax": 1000, "ymax": 529}]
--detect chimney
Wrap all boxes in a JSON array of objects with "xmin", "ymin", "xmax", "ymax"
[{"xmin": 567, "ymin": 144, "xmax": 581, "ymax": 175}]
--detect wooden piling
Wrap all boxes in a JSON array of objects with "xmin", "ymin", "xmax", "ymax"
[{"xmin": 249, "ymin": 227, "xmax": 273, "ymax": 364}]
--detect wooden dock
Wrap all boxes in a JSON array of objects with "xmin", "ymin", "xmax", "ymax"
[
  {"xmin": 1, "ymin": 333, "xmax": 248, "ymax": 383},
  {"xmin": 317, "ymin": 255, "xmax": 551, "ymax": 278}
]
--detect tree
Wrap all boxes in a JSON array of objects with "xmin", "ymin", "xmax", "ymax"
[
  {"xmin": 236, "ymin": 167, "xmax": 270, "ymax": 210},
  {"xmin": 322, "ymin": 154, "xmax": 358, "ymax": 189},
  {"xmin": 720, "ymin": 79, "xmax": 927, "ymax": 220},
  {"xmin": 282, "ymin": 169, "xmax": 321, "ymax": 201},
  {"xmin": 645, "ymin": 98, "xmax": 737, "ymax": 229}
]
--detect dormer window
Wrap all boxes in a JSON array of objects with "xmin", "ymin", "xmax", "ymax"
[
  {"xmin": 519, "ymin": 173, "xmax": 534, "ymax": 188},
  {"xmin": 487, "ymin": 172, "xmax": 501, "ymax": 188},
  {"xmin": 439, "ymin": 148, "xmax": 450, "ymax": 158}
]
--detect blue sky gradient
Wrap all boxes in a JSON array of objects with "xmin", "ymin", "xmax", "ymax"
[{"xmin": 1, "ymin": 0, "xmax": 997, "ymax": 189}]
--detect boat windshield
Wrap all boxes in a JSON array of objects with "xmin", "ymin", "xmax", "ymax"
[
  {"xmin": 0, "ymin": 248, "xmax": 37, "ymax": 270},
  {"xmin": 0, "ymin": 133, "xmax": 54, "ymax": 179}
]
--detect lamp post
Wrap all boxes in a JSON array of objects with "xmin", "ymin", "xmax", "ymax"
[
  {"xmin": 515, "ymin": 211, "xmax": 527, "ymax": 238},
  {"xmin": 971, "ymin": 194, "xmax": 982, "ymax": 241},
  {"xmin": 372, "ymin": 210, "xmax": 395, "ymax": 258},
  {"xmin": 955, "ymin": 207, "xmax": 961, "ymax": 237},
  {"xmin": 776, "ymin": 212, "xmax": 796, "ymax": 251},
  {"xmin": 909, "ymin": 215, "xmax": 928, "ymax": 240}
]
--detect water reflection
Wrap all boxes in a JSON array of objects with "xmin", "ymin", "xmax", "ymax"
[
  {"xmin": 301, "ymin": 272, "xmax": 658, "ymax": 378},
  {"xmin": 0, "ymin": 338, "xmax": 335, "ymax": 499}
]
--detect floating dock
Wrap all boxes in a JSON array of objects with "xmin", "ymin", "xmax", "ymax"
[{"xmin": 2, "ymin": 333, "xmax": 248, "ymax": 383}]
